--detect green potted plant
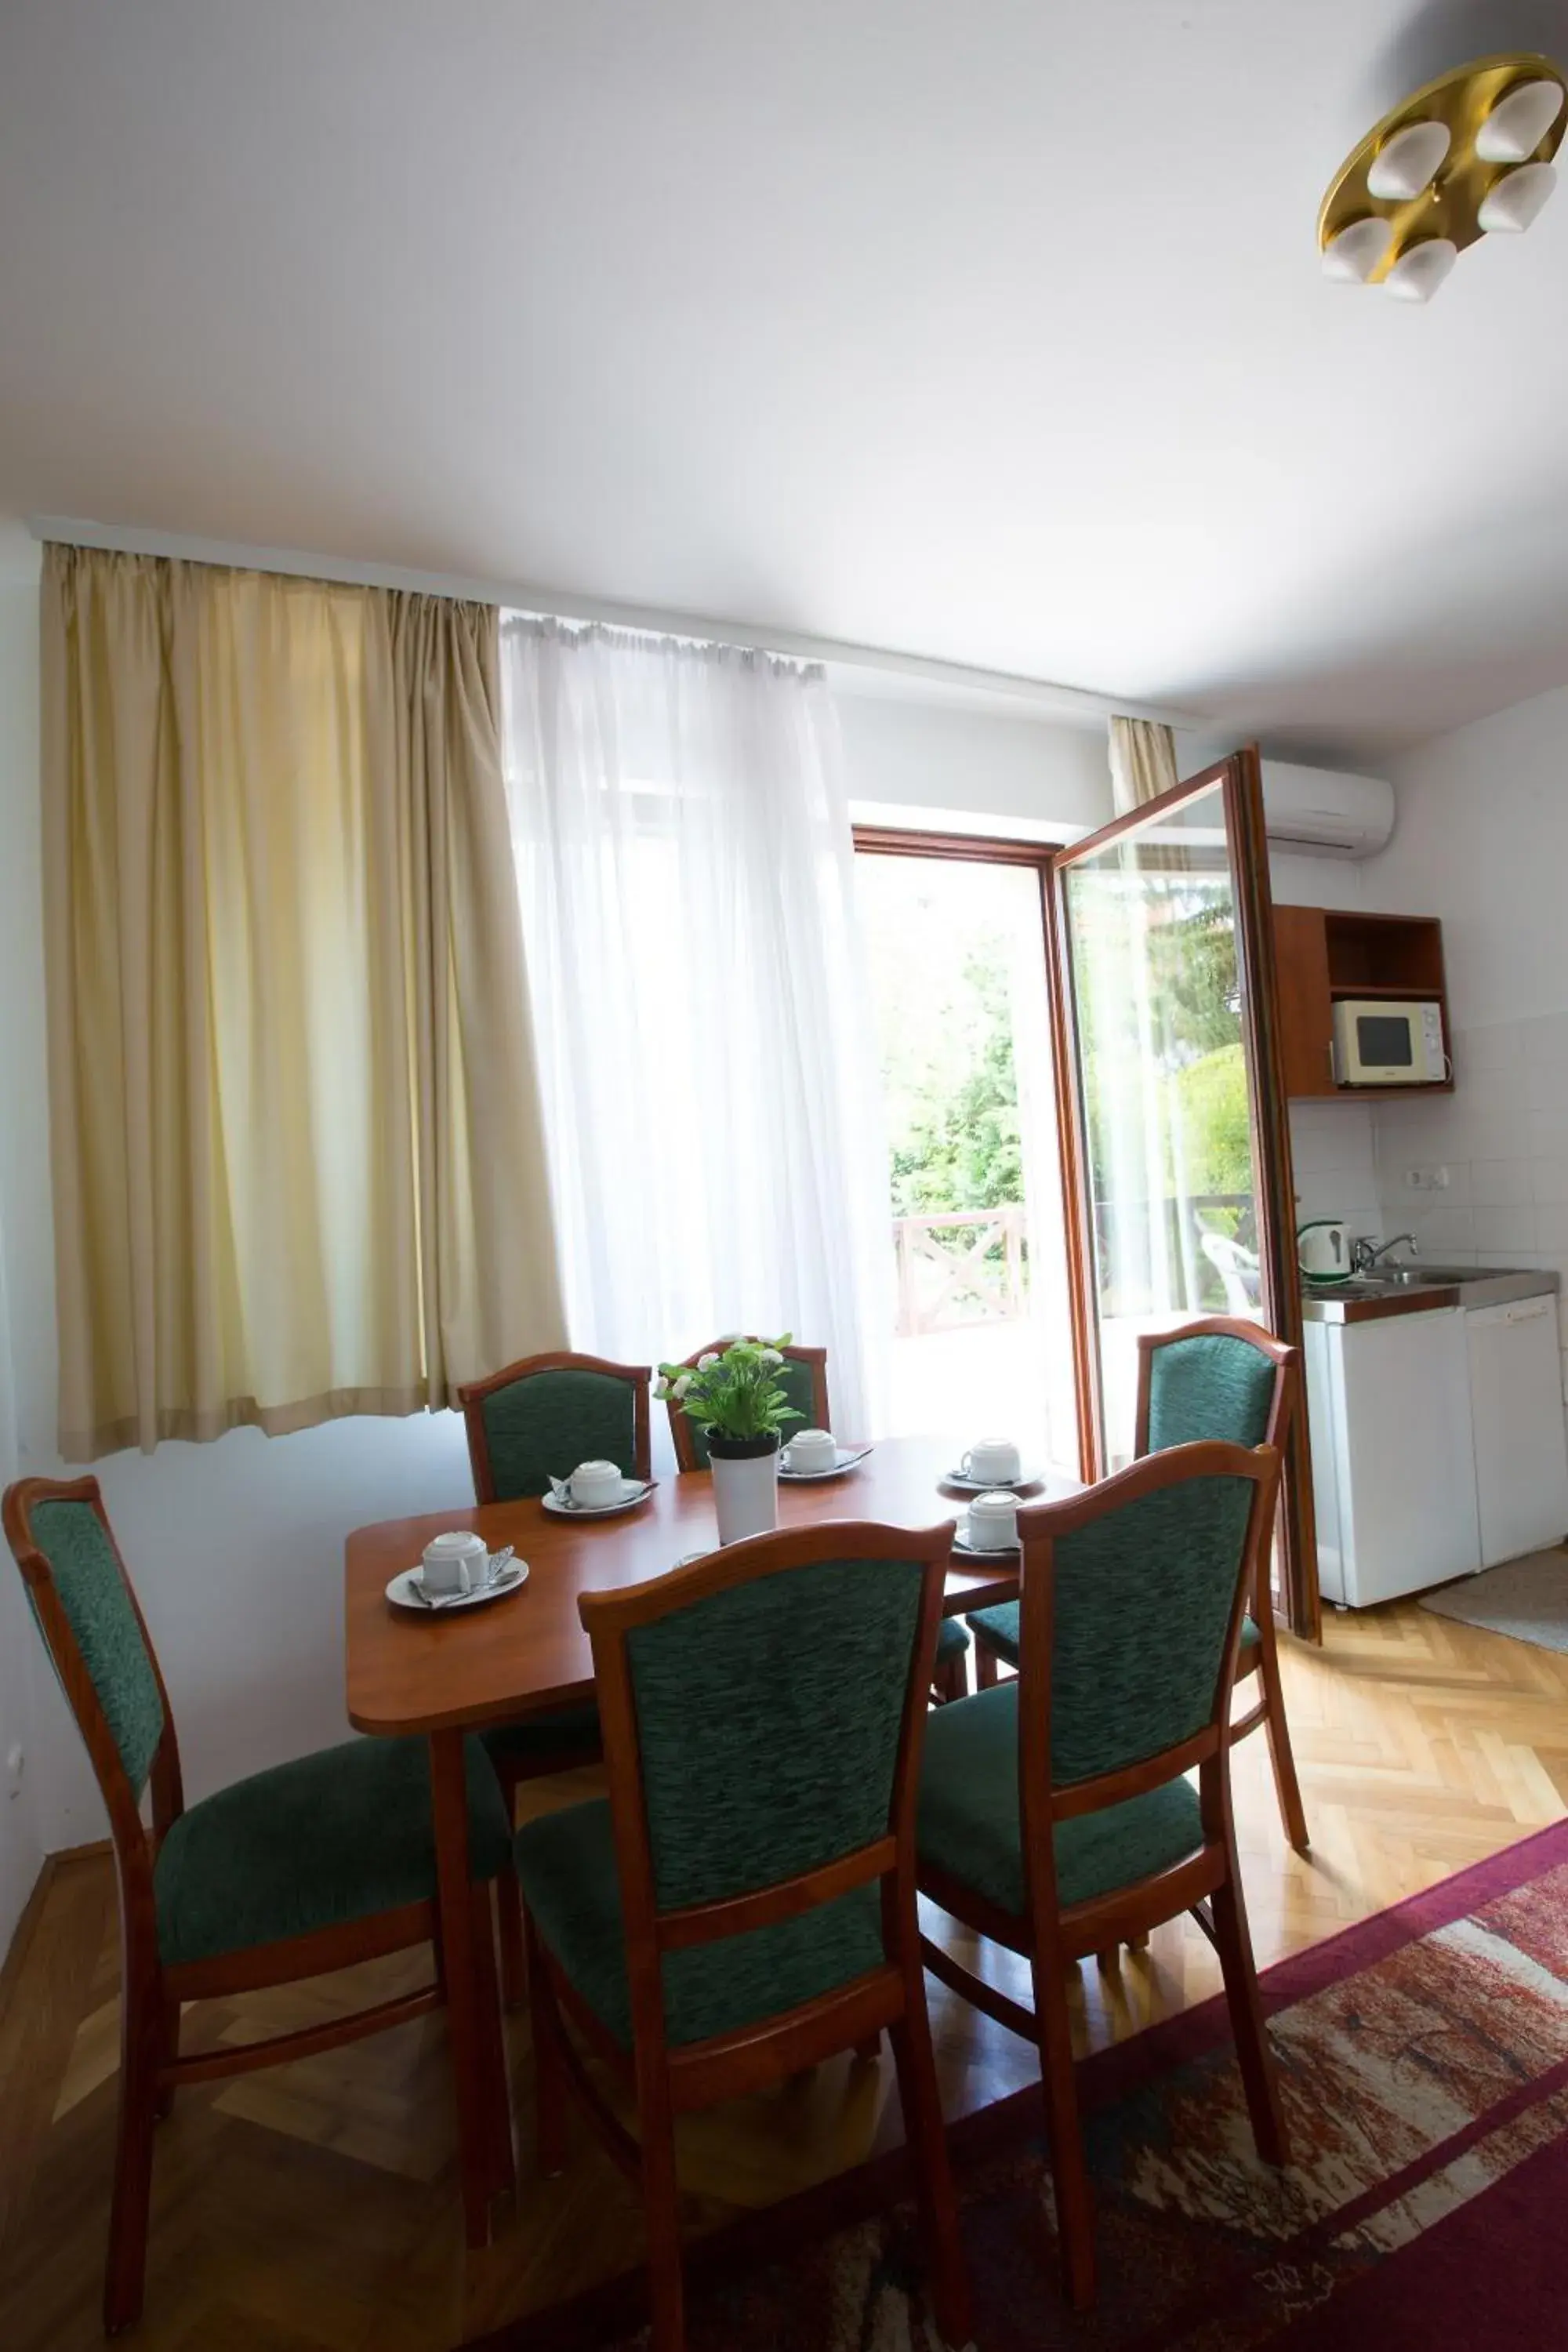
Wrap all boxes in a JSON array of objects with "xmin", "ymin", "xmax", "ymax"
[{"xmin": 655, "ymin": 1334, "xmax": 803, "ymax": 1543}]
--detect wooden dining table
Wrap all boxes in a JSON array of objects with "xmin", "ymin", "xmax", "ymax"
[{"xmin": 343, "ymin": 1432, "xmax": 1081, "ymax": 2245}]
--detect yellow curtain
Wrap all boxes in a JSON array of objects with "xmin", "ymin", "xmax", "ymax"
[
  {"xmin": 1108, "ymin": 714, "xmax": 1179, "ymax": 815},
  {"xmin": 41, "ymin": 546, "xmax": 564, "ymax": 1460}
]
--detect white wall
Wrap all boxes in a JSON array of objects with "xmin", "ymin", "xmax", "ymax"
[
  {"xmin": 1359, "ymin": 684, "xmax": 1568, "ymax": 1406},
  {"xmin": 835, "ymin": 687, "xmax": 1114, "ymax": 837},
  {"xmin": 1269, "ymin": 851, "xmax": 1381, "ymax": 1247}
]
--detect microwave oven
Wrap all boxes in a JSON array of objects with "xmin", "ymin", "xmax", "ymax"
[{"xmin": 1331, "ymin": 998, "xmax": 1447, "ymax": 1087}]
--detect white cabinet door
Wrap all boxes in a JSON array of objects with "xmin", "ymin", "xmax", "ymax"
[
  {"xmin": 1466, "ymin": 1298, "xmax": 1568, "ymax": 1567},
  {"xmin": 1330, "ymin": 1308, "xmax": 1481, "ymax": 1606}
]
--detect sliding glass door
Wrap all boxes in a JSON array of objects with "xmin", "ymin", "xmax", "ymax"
[{"xmin": 1049, "ymin": 751, "xmax": 1318, "ymax": 1633}]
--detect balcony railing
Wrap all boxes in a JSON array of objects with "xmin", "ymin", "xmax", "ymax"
[
  {"xmin": 891, "ymin": 1193, "xmax": 1259, "ymax": 1338},
  {"xmin": 892, "ymin": 1207, "xmax": 1029, "ymax": 1336}
]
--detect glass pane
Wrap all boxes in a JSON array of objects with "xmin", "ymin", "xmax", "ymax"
[
  {"xmin": 1061, "ymin": 782, "xmax": 1261, "ymax": 1467},
  {"xmin": 1357, "ymin": 1014, "xmax": 1413, "ymax": 1066},
  {"xmin": 855, "ymin": 853, "xmax": 1076, "ymax": 1468}
]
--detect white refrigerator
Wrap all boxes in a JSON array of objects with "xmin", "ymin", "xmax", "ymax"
[{"xmin": 1306, "ymin": 1307, "xmax": 1480, "ymax": 1609}]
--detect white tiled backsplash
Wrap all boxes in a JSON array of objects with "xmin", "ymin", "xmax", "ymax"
[
  {"xmin": 1370, "ymin": 1014, "xmax": 1568, "ymax": 1403},
  {"xmin": 1288, "ymin": 1100, "xmax": 1381, "ymax": 1248}
]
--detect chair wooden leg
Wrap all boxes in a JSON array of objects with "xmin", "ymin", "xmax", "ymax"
[
  {"xmin": 525, "ymin": 1909, "xmax": 568, "ymax": 2178},
  {"xmin": 103, "ymin": 1987, "xmax": 162, "ymax": 2335},
  {"xmin": 636, "ymin": 2077, "xmax": 686, "ymax": 2352},
  {"xmin": 471, "ymin": 1880, "xmax": 515, "ymax": 2203},
  {"xmin": 1094, "ymin": 1946, "xmax": 1119, "ymax": 1969},
  {"xmin": 1210, "ymin": 1861, "xmax": 1287, "ymax": 2169},
  {"xmin": 853, "ymin": 2033, "xmax": 881, "ymax": 2063},
  {"xmin": 1244, "ymin": 1592, "xmax": 1310, "ymax": 1854},
  {"xmin": 154, "ymin": 1994, "xmax": 180, "ymax": 2121},
  {"xmin": 497, "ymin": 1870, "xmax": 528, "ymax": 2012},
  {"xmin": 429, "ymin": 1730, "xmax": 497, "ymax": 2249},
  {"xmin": 931, "ymin": 1653, "xmax": 967, "ymax": 1705},
  {"xmin": 889, "ymin": 2004, "xmax": 972, "ymax": 2350},
  {"xmin": 975, "ymin": 1642, "xmax": 1000, "ymax": 1691},
  {"xmin": 1258, "ymin": 1665, "xmax": 1310, "ymax": 1854},
  {"xmin": 1029, "ymin": 1945, "xmax": 1096, "ymax": 2310}
]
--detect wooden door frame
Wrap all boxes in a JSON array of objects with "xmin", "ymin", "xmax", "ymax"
[
  {"xmin": 1045, "ymin": 751, "xmax": 1320, "ymax": 1641},
  {"xmin": 851, "ymin": 826, "xmax": 1097, "ymax": 1494}
]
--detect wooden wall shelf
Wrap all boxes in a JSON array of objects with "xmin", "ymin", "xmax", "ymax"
[{"xmin": 1274, "ymin": 906, "xmax": 1452, "ymax": 1101}]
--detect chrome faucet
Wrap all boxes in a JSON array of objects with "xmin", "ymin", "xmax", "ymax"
[{"xmin": 1351, "ymin": 1232, "xmax": 1420, "ymax": 1274}]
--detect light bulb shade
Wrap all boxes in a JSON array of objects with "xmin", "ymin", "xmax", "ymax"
[
  {"xmin": 1477, "ymin": 158, "xmax": 1559, "ymax": 231},
  {"xmin": 1475, "ymin": 78, "xmax": 1564, "ymax": 162},
  {"xmin": 1322, "ymin": 215, "xmax": 1396, "ymax": 281},
  {"xmin": 1367, "ymin": 118, "xmax": 1451, "ymax": 199},
  {"xmin": 1384, "ymin": 237, "xmax": 1458, "ymax": 301}
]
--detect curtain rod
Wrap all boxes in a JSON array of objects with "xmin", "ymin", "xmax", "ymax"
[{"xmin": 29, "ymin": 514, "xmax": 1203, "ymax": 733}]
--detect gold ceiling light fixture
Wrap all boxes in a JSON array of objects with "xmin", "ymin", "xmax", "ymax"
[{"xmin": 1319, "ymin": 53, "xmax": 1566, "ymax": 302}]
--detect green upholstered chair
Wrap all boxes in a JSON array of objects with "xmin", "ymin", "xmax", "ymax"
[
  {"xmin": 515, "ymin": 1519, "xmax": 971, "ymax": 2352},
  {"xmin": 2, "ymin": 1475, "xmax": 513, "ymax": 2337},
  {"xmin": 919, "ymin": 1441, "xmax": 1289, "ymax": 2310},
  {"xmin": 966, "ymin": 1316, "xmax": 1308, "ymax": 1852},
  {"xmin": 931, "ymin": 1610, "xmax": 972, "ymax": 1699},
  {"xmin": 457, "ymin": 1352, "xmax": 652, "ymax": 1998},
  {"xmin": 459, "ymin": 1349, "xmax": 652, "ymax": 1501},
  {"xmin": 664, "ymin": 1337, "xmax": 828, "ymax": 1472}
]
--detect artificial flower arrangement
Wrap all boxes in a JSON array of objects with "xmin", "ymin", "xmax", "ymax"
[{"xmin": 655, "ymin": 1334, "xmax": 802, "ymax": 1449}]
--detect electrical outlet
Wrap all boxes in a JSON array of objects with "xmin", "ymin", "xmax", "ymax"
[{"xmin": 1404, "ymin": 1167, "xmax": 1450, "ymax": 1192}]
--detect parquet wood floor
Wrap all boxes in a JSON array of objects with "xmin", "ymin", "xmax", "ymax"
[{"xmin": 3, "ymin": 1592, "xmax": 1567, "ymax": 2351}]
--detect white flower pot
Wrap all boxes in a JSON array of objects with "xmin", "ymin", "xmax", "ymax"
[{"xmin": 708, "ymin": 1436, "xmax": 780, "ymax": 1544}]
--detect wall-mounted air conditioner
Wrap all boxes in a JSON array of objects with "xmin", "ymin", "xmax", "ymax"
[{"xmin": 1260, "ymin": 761, "xmax": 1395, "ymax": 859}]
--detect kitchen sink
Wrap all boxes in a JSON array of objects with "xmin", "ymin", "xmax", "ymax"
[
  {"xmin": 1301, "ymin": 1264, "xmax": 1562, "ymax": 1321},
  {"xmin": 1348, "ymin": 1264, "xmax": 1508, "ymax": 1290}
]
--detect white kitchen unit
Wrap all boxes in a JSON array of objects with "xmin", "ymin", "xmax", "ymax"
[
  {"xmin": 1466, "ymin": 1296, "xmax": 1568, "ymax": 1566},
  {"xmin": 1304, "ymin": 1266, "xmax": 1568, "ymax": 1606},
  {"xmin": 1305, "ymin": 1306, "xmax": 1481, "ymax": 1608}
]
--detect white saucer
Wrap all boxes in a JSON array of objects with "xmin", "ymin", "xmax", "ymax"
[
  {"xmin": 542, "ymin": 1478, "xmax": 655, "ymax": 1519},
  {"xmin": 778, "ymin": 1444, "xmax": 873, "ymax": 1483},
  {"xmin": 387, "ymin": 1558, "xmax": 528, "ymax": 1613},
  {"xmin": 953, "ymin": 1530, "xmax": 1021, "ymax": 1559},
  {"xmin": 942, "ymin": 1465, "xmax": 1043, "ymax": 1495}
]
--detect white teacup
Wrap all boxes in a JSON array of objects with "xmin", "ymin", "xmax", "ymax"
[
  {"xmin": 961, "ymin": 1439, "xmax": 1021, "ymax": 1486},
  {"xmin": 569, "ymin": 1458, "xmax": 625, "ymax": 1508},
  {"xmin": 785, "ymin": 1428, "xmax": 837, "ymax": 1473},
  {"xmin": 422, "ymin": 1530, "xmax": 490, "ymax": 1596},
  {"xmin": 966, "ymin": 1490, "xmax": 1019, "ymax": 1551}
]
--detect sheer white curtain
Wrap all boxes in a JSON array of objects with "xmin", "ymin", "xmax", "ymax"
[{"xmin": 499, "ymin": 619, "xmax": 890, "ymax": 1438}]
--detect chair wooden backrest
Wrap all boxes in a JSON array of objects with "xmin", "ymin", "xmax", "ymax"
[
  {"xmin": 3, "ymin": 1476, "xmax": 183, "ymax": 2009},
  {"xmin": 1134, "ymin": 1316, "xmax": 1297, "ymax": 1461},
  {"xmin": 458, "ymin": 1351, "xmax": 652, "ymax": 1501},
  {"xmin": 579, "ymin": 1519, "xmax": 951, "ymax": 2067},
  {"xmin": 665, "ymin": 1340, "xmax": 829, "ymax": 1472},
  {"xmin": 1012, "ymin": 1443, "xmax": 1280, "ymax": 1938}
]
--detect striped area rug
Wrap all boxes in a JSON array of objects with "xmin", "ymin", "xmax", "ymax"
[{"xmin": 479, "ymin": 1818, "xmax": 1568, "ymax": 2350}]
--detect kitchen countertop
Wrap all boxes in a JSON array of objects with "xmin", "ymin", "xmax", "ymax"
[{"xmin": 1301, "ymin": 1264, "xmax": 1562, "ymax": 1323}]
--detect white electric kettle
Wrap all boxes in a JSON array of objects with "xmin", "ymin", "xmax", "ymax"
[{"xmin": 1298, "ymin": 1218, "xmax": 1351, "ymax": 1283}]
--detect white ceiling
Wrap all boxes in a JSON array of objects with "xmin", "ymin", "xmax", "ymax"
[{"xmin": 5, "ymin": 0, "xmax": 1568, "ymax": 760}]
